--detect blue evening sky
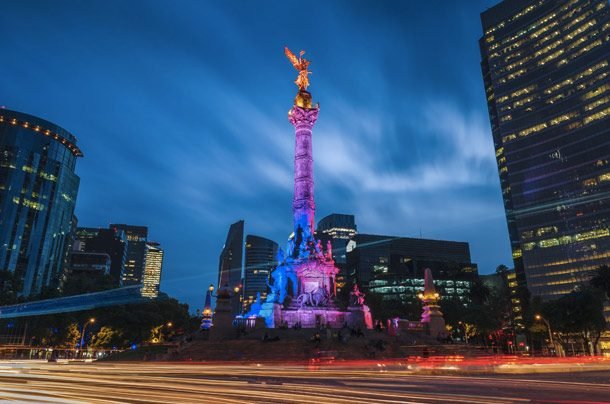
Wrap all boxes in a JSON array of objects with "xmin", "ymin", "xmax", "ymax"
[{"xmin": 1, "ymin": 0, "xmax": 508, "ymax": 311}]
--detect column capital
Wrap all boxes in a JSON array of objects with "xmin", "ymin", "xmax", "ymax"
[{"xmin": 288, "ymin": 105, "xmax": 319, "ymax": 127}]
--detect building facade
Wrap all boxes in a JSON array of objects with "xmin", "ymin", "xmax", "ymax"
[
  {"xmin": 0, "ymin": 109, "xmax": 82, "ymax": 296},
  {"xmin": 66, "ymin": 252, "xmax": 111, "ymax": 276},
  {"xmin": 75, "ymin": 226, "xmax": 127, "ymax": 286},
  {"xmin": 142, "ymin": 242, "xmax": 163, "ymax": 298},
  {"xmin": 243, "ymin": 235, "xmax": 278, "ymax": 312},
  {"xmin": 316, "ymin": 213, "xmax": 357, "ymax": 264},
  {"xmin": 110, "ymin": 224, "xmax": 148, "ymax": 286},
  {"xmin": 316, "ymin": 213, "xmax": 357, "ymax": 294},
  {"xmin": 218, "ymin": 220, "xmax": 244, "ymax": 315},
  {"xmin": 346, "ymin": 234, "xmax": 478, "ymax": 304},
  {"xmin": 480, "ymin": 0, "xmax": 610, "ymax": 299}
]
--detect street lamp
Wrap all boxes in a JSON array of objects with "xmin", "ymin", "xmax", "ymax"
[
  {"xmin": 535, "ymin": 314, "xmax": 558, "ymax": 356},
  {"xmin": 79, "ymin": 318, "xmax": 95, "ymax": 356}
]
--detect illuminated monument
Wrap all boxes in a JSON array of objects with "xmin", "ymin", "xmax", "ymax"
[{"xmin": 258, "ymin": 48, "xmax": 372, "ymax": 329}]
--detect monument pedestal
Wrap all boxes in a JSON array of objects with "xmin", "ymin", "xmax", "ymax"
[
  {"xmin": 421, "ymin": 304, "xmax": 446, "ymax": 338},
  {"xmin": 209, "ymin": 297, "xmax": 235, "ymax": 341},
  {"xmin": 281, "ymin": 307, "xmax": 347, "ymax": 328},
  {"xmin": 259, "ymin": 302, "xmax": 282, "ymax": 328}
]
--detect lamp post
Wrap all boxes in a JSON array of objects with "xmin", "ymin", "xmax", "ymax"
[
  {"xmin": 152, "ymin": 322, "xmax": 174, "ymax": 343},
  {"xmin": 79, "ymin": 318, "xmax": 95, "ymax": 357},
  {"xmin": 535, "ymin": 314, "xmax": 559, "ymax": 356},
  {"xmin": 162, "ymin": 322, "xmax": 173, "ymax": 342}
]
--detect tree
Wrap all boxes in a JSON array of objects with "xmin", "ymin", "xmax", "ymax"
[
  {"xmin": 91, "ymin": 327, "xmax": 123, "ymax": 348},
  {"xmin": 0, "ymin": 270, "xmax": 23, "ymax": 305},
  {"xmin": 541, "ymin": 289, "xmax": 606, "ymax": 355},
  {"xmin": 495, "ymin": 264, "xmax": 509, "ymax": 275},
  {"xmin": 63, "ymin": 322, "xmax": 82, "ymax": 349},
  {"xmin": 468, "ymin": 278, "xmax": 492, "ymax": 306},
  {"xmin": 590, "ymin": 265, "xmax": 610, "ymax": 297}
]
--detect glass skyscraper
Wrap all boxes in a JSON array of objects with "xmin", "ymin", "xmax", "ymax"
[
  {"xmin": 218, "ymin": 220, "xmax": 244, "ymax": 315},
  {"xmin": 480, "ymin": 0, "xmax": 610, "ymax": 299},
  {"xmin": 0, "ymin": 109, "xmax": 82, "ymax": 296},
  {"xmin": 110, "ymin": 224, "xmax": 148, "ymax": 286},
  {"xmin": 142, "ymin": 241, "xmax": 163, "ymax": 298},
  {"xmin": 243, "ymin": 235, "xmax": 278, "ymax": 312}
]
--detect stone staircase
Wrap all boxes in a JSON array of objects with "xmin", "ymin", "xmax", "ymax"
[{"xmin": 158, "ymin": 327, "xmax": 493, "ymax": 362}]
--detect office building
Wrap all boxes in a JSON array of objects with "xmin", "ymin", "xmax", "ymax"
[
  {"xmin": 316, "ymin": 213, "xmax": 357, "ymax": 264},
  {"xmin": 316, "ymin": 213, "xmax": 357, "ymax": 294},
  {"xmin": 218, "ymin": 220, "xmax": 244, "ymax": 314},
  {"xmin": 480, "ymin": 0, "xmax": 610, "ymax": 299},
  {"xmin": 0, "ymin": 109, "xmax": 82, "ymax": 296},
  {"xmin": 243, "ymin": 235, "xmax": 278, "ymax": 311},
  {"xmin": 66, "ymin": 252, "xmax": 111, "ymax": 275},
  {"xmin": 346, "ymin": 234, "xmax": 478, "ymax": 304},
  {"xmin": 110, "ymin": 224, "xmax": 148, "ymax": 286},
  {"xmin": 75, "ymin": 226, "xmax": 127, "ymax": 285},
  {"xmin": 142, "ymin": 242, "xmax": 163, "ymax": 298}
]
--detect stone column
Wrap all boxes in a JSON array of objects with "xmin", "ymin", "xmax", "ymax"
[{"xmin": 288, "ymin": 91, "xmax": 319, "ymax": 239}]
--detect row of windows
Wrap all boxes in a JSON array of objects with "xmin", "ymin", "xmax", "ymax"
[
  {"xmin": 12, "ymin": 196, "xmax": 44, "ymax": 211},
  {"xmin": 489, "ymin": 3, "xmax": 587, "ymax": 63},
  {"xmin": 485, "ymin": 0, "xmax": 554, "ymax": 41},
  {"xmin": 525, "ymin": 247, "xmax": 610, "ymax": 271},
  {"xmin": 496, "ymin": 27, "xmax": 605, "ymax": 85},
  {"xmin": 501, "ymin": 96, "xmax": 610, "ymax": 144},
  {"xmin": 522, "ymin": 228, "xmax": 609, "ymax": 251},
  {"xmin": 487, "ymin": 0, "xmax": 591, "ymax": 56},
  {"xmin": 497, "ymin": 60, "xmax": 607, "ymax": 117}
]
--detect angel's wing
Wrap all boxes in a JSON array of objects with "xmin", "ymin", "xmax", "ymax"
[{"xmin": 284, "ymin": 47, "xmax": 300, "ymax": 69}]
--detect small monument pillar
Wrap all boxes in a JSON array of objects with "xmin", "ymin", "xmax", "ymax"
[
  {"xmin": 209, "ymin": 284, "xmax": 238, "ymax": 340},
  {"xmin": 419, "ymin": 268, "xmax": 446, "ymax": 337}
]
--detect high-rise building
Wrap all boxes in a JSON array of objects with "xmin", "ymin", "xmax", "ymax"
[
  {"xmin": 480, "ymin": 0, "xmax": 610, "ymax": 300},
  {"xmin": 0, "ymin": 109, "xmax": 82, "ymax": 296},
  {"xmin": 243, "ymin": 235, "xmax": 278, "ymax": 312},
  {"xmin": 218, "ymin": 220, "xmax": 244, "ymax": 315},
  {"xmin": 347, "ymin": 234, "xmax": 478, "ymax": 304},
  {"xmin": 75, "ymin": 226, "xmax": 127, "ymax": 285},
  {"xmin": 316, "ymin": 213, "xmax": 357, "ymax": 264},
  {"xmin": 110, "ymin": 224, "xmax": 148, "ymax": 286},
  {"xmin": 142, "ymin": 242, "xmax": 163, "ymax": 298},
  {"xmin": 316, "ymin": 213, "xmax": 357, "ymax": 294}
]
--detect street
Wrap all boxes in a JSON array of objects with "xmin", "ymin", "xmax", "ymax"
[{"xmin": 1, "ymin": 361, "xmax": 609, "ymax": 403}]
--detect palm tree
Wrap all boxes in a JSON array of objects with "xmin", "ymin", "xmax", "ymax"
[
  {"xmin": 495, "ymin": 264, "xmax": 509, "ymax": 275},
  {"xmin": 469, "ymin": 279, "xmax": 491, "ymax": 305},
  {"xmin": 590, "ymin": 265, "xmax": 610, "ymax": 297}
]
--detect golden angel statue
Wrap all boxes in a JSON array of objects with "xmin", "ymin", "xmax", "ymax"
[{"xmin": 285, "ymin": 47, "xmax": 311, "ymax": 91}]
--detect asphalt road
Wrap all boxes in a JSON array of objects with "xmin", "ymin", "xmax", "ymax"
[{"xmin": 1, "ymin": 361, "xmax": 609, "ymax": 403}]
